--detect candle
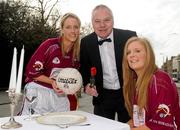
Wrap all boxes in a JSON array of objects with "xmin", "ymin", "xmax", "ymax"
[
  {"xmin": 16, "ymin": 46, "xmax": 25, "ymax": 93},
  {"xmin": 9, "ymin": 48, "xmax": 17, "ymax": 90}
]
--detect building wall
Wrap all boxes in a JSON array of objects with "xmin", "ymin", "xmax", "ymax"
[{"xmin": 161, "ymin": 54, "xmax": 180, "ymax": 80}]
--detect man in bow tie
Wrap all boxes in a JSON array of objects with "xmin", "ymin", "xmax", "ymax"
[{"xmin": 80, "ymin": 4, "xmax": 137, "ymax": 122}]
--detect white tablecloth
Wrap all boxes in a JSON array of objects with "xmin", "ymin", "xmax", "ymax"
[{"xmin": 0, "ymin": 111, "xmax": 130, "ymax": 130}]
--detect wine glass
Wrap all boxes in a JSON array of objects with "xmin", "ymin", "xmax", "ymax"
[{"xmin": 24, "ymin": 87, "xmax": 38, "ymax": 120}]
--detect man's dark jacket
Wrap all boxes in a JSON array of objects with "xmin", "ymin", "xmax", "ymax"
[{"xmin": 80, "ymin": 28, "xmax": 137, "ymax": 105}]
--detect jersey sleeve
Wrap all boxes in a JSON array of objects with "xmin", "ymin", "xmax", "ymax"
[
  {"xmin": 146, "ymin": 73, "xmax": 180, "ymax": 130},
  {"xmin": 25, "ymin": 39, "xmax": 50, "ymax": 80}
]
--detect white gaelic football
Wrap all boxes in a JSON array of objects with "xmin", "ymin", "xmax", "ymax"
[{"xmin": 56, "ymin": 68, "xmax": 82, "ymax": 94}]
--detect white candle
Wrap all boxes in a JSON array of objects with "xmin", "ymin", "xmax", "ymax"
[
  {"xmin": 16, "ymin": 46, "xmax": 25, "ymax": 93},
  {"xmin": 9, "ymin": 48, "xmax": 17, "ymax": 90}
]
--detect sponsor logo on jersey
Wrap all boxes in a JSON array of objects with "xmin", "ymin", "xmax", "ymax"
[{"xmin": 156, "ymin": 104, "xmax": 171, "ymax": 118}]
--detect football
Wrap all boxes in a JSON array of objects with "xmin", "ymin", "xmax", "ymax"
[{"xmin": 56, "ymin": 68, "xmax": 82, "ymax": 94}]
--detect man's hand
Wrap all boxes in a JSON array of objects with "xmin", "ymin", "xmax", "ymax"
[{"xmin": 85, "ymin": 83, "xmax": 98, "ymax": 97}]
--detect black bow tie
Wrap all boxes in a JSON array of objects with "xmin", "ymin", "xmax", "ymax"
[{"xmin": 98, "ymin": 38, "xmax": 112, "ymax": 46}]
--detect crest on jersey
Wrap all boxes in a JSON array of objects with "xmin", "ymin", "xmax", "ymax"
[
  {"xmin": 156, "ymin": 104, "xmax": 171, "ymax": 118},
  {"xmin": 33, "ymin": 61, "xmax": 43, "ymax": 71},
  {"xmin": 52, "ymin": 57, "xmax": 60, "ymax": 64}
]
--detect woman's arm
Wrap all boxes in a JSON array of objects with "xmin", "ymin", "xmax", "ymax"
[
  {"xmin": 34, "ymin": 75, "xmax": 54, "ymax": 85},
  {"xmin": 127, "ymin": 119, "xmax": 134, "ymax": 128},
  {"xmin": 34, "ymin": 75, "xmax": 64, "ymax": 95},
  {"xmin": 131, "ymin": 125, "xmax": 151, "ymax": 130},
  {"xmin": 127, "ymin": 119, "xmax": 151, "ymax": 130}
]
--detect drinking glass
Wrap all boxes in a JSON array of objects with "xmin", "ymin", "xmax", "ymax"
[{"xmin": 24, "ymin": 87, "xmax": 38, "ymax": 120}]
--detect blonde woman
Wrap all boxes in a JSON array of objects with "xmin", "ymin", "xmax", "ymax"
[
  {"xmin": 20, "ymin": 13, "xmax": 81, "ymax": 115},
  {"xmin": 122, "ymin": 37, "xmax": 180, "ymax": 130}
]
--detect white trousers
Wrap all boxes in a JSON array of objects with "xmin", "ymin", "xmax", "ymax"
[{"xmin": 20, "ymin": 82, "xmax": 70, "ymax": 115}]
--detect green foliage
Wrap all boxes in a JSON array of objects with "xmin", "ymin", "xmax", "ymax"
[{"xmin": 0, "ymin": 0, "xmax": 58, "ymax": 87}]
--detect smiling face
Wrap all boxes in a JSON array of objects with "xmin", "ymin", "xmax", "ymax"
[
  {"xmin": 62, "ymin": 17, "xmax": 80, "ymax": 43},
  {"xmin": 127, "ymin": 41, "xmax": 147, "ymax": 75},
  {"xmin": 92, "ymin": 6, "xmax": 113, "ymax": 39}
]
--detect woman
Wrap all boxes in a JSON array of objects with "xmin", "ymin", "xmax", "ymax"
[
  {"xmin": 122, "ymin": 37, "xmax": 180, "ymax": 130},
  {"xmin": 20, "ymin": 13, "xmax": 81, "ymax": 115}
]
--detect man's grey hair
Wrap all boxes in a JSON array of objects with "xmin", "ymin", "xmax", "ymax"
[{"xmin": 91, "ymin": 4, "xmax": 114, "ymax": 21}]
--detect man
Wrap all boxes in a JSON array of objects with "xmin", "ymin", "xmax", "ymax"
[{"xmin": 80, "ymin": 4, "xmax": 137, "ymax": 122}]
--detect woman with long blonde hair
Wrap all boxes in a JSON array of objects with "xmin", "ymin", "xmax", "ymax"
[
  {"xmin": 20, "ymin": 13, "xmax": 81, "ymax": 115},
  {"xmin": 122, "ymin": 37, "xmax": 180, "ymax": 130}
]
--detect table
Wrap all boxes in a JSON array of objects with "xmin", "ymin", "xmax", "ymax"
[{"xmin": 0, "ymin": 111, "xmax": 130, "ymax": 130}]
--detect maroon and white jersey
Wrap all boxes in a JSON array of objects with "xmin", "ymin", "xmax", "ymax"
[
  {"xmin": 25, "ymin": 37, "xmax": 80, "ymax": 89},
  {"xmin": 133, "ymin": 69, "xmax": 180, "ymax": 130}
]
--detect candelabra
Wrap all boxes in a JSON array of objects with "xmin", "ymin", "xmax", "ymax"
[{"xmin": 1, "ymin": 89, "xmax": 22, "ymax": 129}]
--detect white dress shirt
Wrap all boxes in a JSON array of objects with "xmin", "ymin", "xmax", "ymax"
[{"xmin": 98, "ymin": 31, "xmax": 120, "ymax": 90}]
